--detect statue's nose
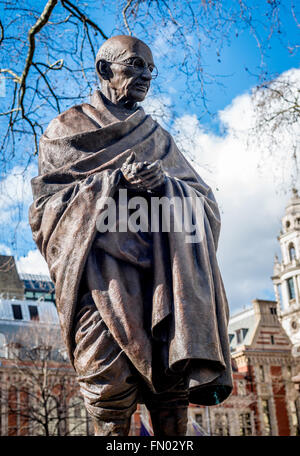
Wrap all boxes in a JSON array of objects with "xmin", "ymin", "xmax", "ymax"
[{"xmin": 141, "ymin": 67, "xmax": 152, "ymax": 81}]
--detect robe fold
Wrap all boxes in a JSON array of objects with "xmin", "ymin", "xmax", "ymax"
[{"xmin": 29, "ymin": 90, "xmax": 233, "ymax": 406}]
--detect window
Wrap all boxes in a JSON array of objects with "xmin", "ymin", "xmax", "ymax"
[
  {"xmin": 291, "ymin": 320, "xmax": 298, "ymax": 331},
  {"xmin": 262, "ymin": 400, "xmax": 272, "ymax": 436},
  {"xmin": 12, "ymin": 304, "xmax": 23, "ymax": 320},
  {"xmin": 239, "ymin": 413, "xmax": 252, "ymax": 436},
  {"xmin": 236, "ymin": 328, "xmax": 248, "ymax": 345},
  {"xmin": 289, "ymin": 244, "xmax": 296, "ymax": 261},
  {"xmin": 287, "ymin": 278, "xmax": 296, "ymax": 300},
  {"xmin": 19, "ymin": 389, "xmax": 29, "ymax": 436},
  {"xmin": 270, "ymin": 307, "xmax": 277, "ymax": 315},
  {"xmin": 229, "ymin": 334, "xmax": 234, "ymax": 343},
  {"xmin": 214, "ymin": 412, "xmax": 229, "ymax": 436},
  {"xmin": 259, "ymin": 365, "xmax": 265, "ymax": 382},
  {"xmin": 47, "ymin": 397, "xmax": 60, "ymax": 435},
  {"xmin": 195, "ymin": 413, "xmax": 203, "ymax": 427},
  {"xmin": 290, "ymin": 401, "xmax": 299, "ymax": 430},
  {"xmin": 58, "ymin": 348, "xmax": 68, "ymax": 361},
  {"xmin": 7, "ymin": 342, "xmax": 22, "ymax": 359},
  {"xmin": 30, "ymin": 345, "xmax": 51, "ymax": 361},
  {"xmin": 25, "ymin": 291, "xmax": 34, "ymax": 299},
  {"xmin": 28, "ymin": 305, "xmax": 39, "ymax": 321},
  {"xmin": 68, "ymin": 397, "xmax": 87, "ymax": 435},
  {"xmin": 237, "ymin": 380, "xmax": 247, "ymax": 396},
  {"xmin": 44, "ymin": 294, "xmax": 53, "ymax": 302},
  {"xmin": 8, "ymin": 386, "xmax": 19, "ymax": 436},
  {"xmin": 270, "ymin": 335, "xmax": 275, "ymax": 344},
  {"xmin": 0, "ymin": 334, "xmax": 7, "ymax": 358}
]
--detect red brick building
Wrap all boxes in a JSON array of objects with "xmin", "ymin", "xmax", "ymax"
[
  {"xmin": 0, "ymin": 257, "xmax": 91, "ymax": 436},
  {"xmin": 184, "ymin": 299, "xmax": 299, "ymax": 436},
  {"xmin": 130, "ymin": 299, "xmax": 300, "ymax": 436}
]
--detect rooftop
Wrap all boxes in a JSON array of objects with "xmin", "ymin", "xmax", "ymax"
[
  {"xmin": 0, "ymin": 298, "xmax": 59, "ymax": 325},
  {"xmin": 228, "ymin": 299, "xmax": 280, "ymax": 353}
]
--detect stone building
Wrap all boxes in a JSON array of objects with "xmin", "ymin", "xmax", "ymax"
[
  {"xmin": 0, "ymin": 257, "xmax": 91, "ymax": 436},
  {"xmin": 19, "ymin": 272, "xmax": 56, "ymax": 305},
  {"xmin": 272, "ymin": 188, "xmax": 300, "ymax": 358},
  {"xmin": 0, "ymin": 256, "xmax": 24, "ymax": 301},
  {"xmin": 0, "ymin": 256, "xmax": 55, "ymax": 305},
  {"xmin": 188, "ymin": 298, "xmax": 300, "ymax": 436}
]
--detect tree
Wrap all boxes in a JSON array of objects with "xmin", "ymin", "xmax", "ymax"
[
  {"xmin": 250, "ymin": 69, "xmax": 300, "ymax": 189},
  {"xmin": 0, "ymin": 320, "xmax": 91, "ymax": 436},
  {"xmin": 0, "ymin": 0, "xmax": 299, "ymax": 168},
  {"xmin": 0, "ymin": 0, "xmax": 107, "ymax": 162}
]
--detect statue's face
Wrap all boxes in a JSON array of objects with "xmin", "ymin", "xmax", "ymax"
[{"xmin": 103, "ymin": 39, "xmax": 155, "ymax": 104}]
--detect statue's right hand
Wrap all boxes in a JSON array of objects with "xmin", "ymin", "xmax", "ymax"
[{"xmin": 121, "ymin": 152, "xmax": 150, "ymax": 189}]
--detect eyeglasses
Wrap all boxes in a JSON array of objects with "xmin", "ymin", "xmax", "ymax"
[{"xmin": 109, "ymin": 57, "xmax": 158, "ymax": 79}]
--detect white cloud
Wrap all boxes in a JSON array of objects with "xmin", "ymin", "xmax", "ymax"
[
  {"xmin": 141, "ymin": 93, "xmax": 172, "ymax": 128},
  {"xmin": 152, "ymin": 23, "xmax": 178, "ymax": 60},
  {"xmin": 16, "ymin": 249, "xmax": 50, "ymax": 277},
  {"xmin": 0, "ymin": 164, "xmax": 37, "ymax": 224},
  {"xmin": 0, "ymin": 244, "xmax": 12, "ymax": 255},
  {"xmin": 173, "ymin": 68, "xmax": 300, "ymax": 314}
]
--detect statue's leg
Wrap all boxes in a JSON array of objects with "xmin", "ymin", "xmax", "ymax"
[
  {"xmin": 149, "ymin": 406, "xmax": 188, "ymax": 437},
  {"xmin": 144, "ymin": 380, "xmax": 189, "ymax": 436},
  {"xmin": 72, "ymin": 293, "xmax": 139, "ymax": 436}
]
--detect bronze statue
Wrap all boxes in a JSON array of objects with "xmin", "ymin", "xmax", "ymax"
[{"xmin": 29, "ymin": 35, "xmax": 233, "ymax": 436}]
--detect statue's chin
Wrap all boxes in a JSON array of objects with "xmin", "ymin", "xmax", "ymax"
[
  {"xmin": 128, "ymin": 87, "xmax": 148, "ymax": 103},
  {"xmin": 134, "ymin": 95, "xmax": 147, "ymax": 103}
]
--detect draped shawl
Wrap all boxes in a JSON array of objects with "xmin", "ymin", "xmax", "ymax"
[{"xmin": 29, "ymin": 90, "xmax": 233, "ymax": 405}]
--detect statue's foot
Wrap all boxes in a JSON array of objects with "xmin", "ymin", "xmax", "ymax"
[
  {"xmin": 92, "ymin": 417, "xmax": 131, "ymax": 436},
  {"xmin": 149, "ymin": 407, "xmax": 188, "ymax": 436}
]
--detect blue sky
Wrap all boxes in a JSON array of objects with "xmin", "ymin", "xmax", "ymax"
[{"xmin": 0, "ymin": 1, "xmax": 299, "ymax": 314}]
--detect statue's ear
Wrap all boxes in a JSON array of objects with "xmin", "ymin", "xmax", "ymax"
[{"xmin": 96, "ymin": 59, "xmax": 111, "ymax": 80}]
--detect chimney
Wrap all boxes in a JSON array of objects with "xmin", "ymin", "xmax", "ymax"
[{"xmin": 252, "ymin": 299, "xmax": 279, "ymax": 327}]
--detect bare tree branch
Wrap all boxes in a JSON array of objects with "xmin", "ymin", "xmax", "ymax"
[
  {"xmin": 122, "ymin": 0, "xmax": 135, "ymax": 35},
  {"xmin": 0, "ymin": 18, "xmax": 4, "ymax": 45},
  {"xmin": 18, "ymin": 0, "xmax": 59, "ymax": 111},
  {"xmin": 0, "ymin": 323, "xmax": 90, "ymax": 435},
  {"xmin": 61, "ymin": 0, "xmax": 108, "ymax": 39}
]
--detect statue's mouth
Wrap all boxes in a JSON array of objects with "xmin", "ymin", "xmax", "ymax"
[{"xmin": 134, "ymin": 84, "xmax": 148, "ymax": 92}]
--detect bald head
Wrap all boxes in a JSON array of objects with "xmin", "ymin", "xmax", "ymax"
[
  {"xmin": 95, "ymin": 35, "xmax": 155, "ymax": 107},
  {"xmin": 96, "ymin": 35, "xmax": 153, "ymax": 67}
]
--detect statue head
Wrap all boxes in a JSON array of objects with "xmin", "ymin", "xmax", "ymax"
[{"xmin": 95, "ymin": 35, "xmax": 155, "ymax": 107}]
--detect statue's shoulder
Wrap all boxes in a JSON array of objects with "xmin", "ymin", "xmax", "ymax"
[
  {"xmin": 150, "ymin": 117, "xmax": 173, "ymax": 142},
  {"xmin": 44, "ymin": 102, "xmax": 100, "ymax": 139}
]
